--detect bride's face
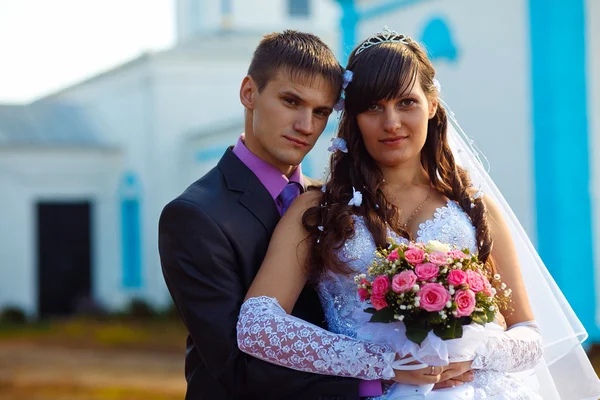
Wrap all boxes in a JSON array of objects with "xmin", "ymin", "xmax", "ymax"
[{"xmin": 356, "ymin": 78, "xmax": 437, "ymax": 168}]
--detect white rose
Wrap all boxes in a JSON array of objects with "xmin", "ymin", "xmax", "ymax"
[{"xmin": 426, "ymin": 240, "xmax": 451, "ymax": 253}]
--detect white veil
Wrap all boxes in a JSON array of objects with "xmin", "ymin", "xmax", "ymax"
[{"xmin": 444, "ymin": 100, "xmax": 600, "ymax": 399}]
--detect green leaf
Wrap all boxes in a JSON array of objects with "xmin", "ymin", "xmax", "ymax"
[
  {"xmin": 485, "ymin": 309, "xmax": 496, "ymax": 323},
  {"xmin": 433, "ymin": 318, "xmax": 464, "ymax": 340},
  {"xmin": 471, "ymin": 312, "xmax": 487, "ymax": 325},
  {"xmin": 369, "ymin": 307, "xmax": 396, "ymax": 323},
  {"xmin": 406, "ymin": 324, "xmax": 432, "ymax": 345},
  {"xmin": 424, "ymin": 312, "xmax": 443, "ymax": 324}
]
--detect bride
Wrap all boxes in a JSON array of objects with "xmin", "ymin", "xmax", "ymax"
[{"xmin": 236, "ymin": 29, "xmax": 600, "ymax": 399}]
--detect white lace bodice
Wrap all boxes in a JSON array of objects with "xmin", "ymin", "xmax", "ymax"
[
  {"xmin": 237, "ymin": 200, "xmax": 542, "ymax": 399},
  {"xmin": 319, "ymin": 200, "xmax": 478, "ymax": 338}
]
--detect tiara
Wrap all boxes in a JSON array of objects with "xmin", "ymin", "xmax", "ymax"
[{"xmin": 355, "ymin": 26, "xmax": 410, "ymax": 55}]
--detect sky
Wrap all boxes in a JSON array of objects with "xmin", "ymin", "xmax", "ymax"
[{"xmin": 0, "ymin": 0, "xmax": 175, "ymax": 103}]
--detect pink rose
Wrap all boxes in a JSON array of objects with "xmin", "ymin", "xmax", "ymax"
[
  {"xmin": 448, "ymin": 250, "xmax": 468, "ymax": 259},
  {"xmin": 447, "ymin": 269, "xmax": 467, "ymax": 286},
  {"xmin": 358, "ymin": 288, "xmax": 370, "ymax": 301},
  {"xmin": 454, "ymin": 289, "xmax": 476, "ymax": 317},
  {"xmin": 466, "ymin": 270, "xmax": 486, "ymax": 293},
  {"xmin": 414, "ymin": 263, "xmax": 440, "ymax": 281},
  {"xmin": 428, "ymin": 251, "xmax": 449, "ymax": 266},
  {"xmin": 371, "ymin": 295, "xmax": 388, "ymax": 311},
  {"xmin": 392, "ymin": 270, "xmax": 417, "ymax": 293},
  {"xmin": 404, "ymin": 248, "xmax": 425, "ymax": 265},
  {"xmin": 418, "ymin": 283, "xmax": 450, "ymax": 312},
  {"xmin": 371, "ymin": 276, "xmax": 390, "ymax": 298},
  {"xmin": 387, "ymin": 248, "xmax": 400, "ymax": 262}
]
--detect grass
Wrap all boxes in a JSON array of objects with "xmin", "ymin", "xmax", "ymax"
[
  {"xmin": 2, "ymin": 318, "xmax": 600, "ymax": 399},
  {"xmin": 0, "ymin": 317, "xmax": 188, "ymax": 399},
  {"xmin": 0, "ymin": 316, "xmax": 187, "ymax": 352},
  {"xmin": 0, "ymin": 382, "xmax": 183, "ymax": 400}
]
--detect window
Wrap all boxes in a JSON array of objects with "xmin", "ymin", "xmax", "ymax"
[
  {"xmin": 221, "ymin": 0, "xmax": 232, "ymax": 14},
  {"xmin": 289, "ymin": 0, "xmax": 310, "ymax": 17}
]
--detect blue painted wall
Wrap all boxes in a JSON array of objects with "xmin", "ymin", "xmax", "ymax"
[{"xmin": 529, "ymin": 0, "xmax": 598, "ymax": 340}]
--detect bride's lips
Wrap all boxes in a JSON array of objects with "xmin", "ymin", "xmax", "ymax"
[
  {"xmin": 283, "ymin": 135, "xmax": 310, "ymax": 147},
  {"xmin": 379, "ymin": 136, "xmax": 408, "ymax": 146}
]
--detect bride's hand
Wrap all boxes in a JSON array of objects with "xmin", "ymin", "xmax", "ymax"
[{"xmin": 392, "ymin": 364, "xmax": 444, "ymax": 385}]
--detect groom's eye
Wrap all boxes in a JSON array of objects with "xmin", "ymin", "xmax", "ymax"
[
  {"xmin": 283, "ymin": 98, "xmax": 298, "ymax": 106},
  {"xmin": 314, "ymin": 109, "xmax": 330, "ymax": 118}
]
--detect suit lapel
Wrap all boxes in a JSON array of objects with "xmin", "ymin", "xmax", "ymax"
[
  {"xmin": 218, "ymin": 149, "xmax": 280, "ymax": 233},
  {"xmin": 239, "ymin": 187, "xmax": 280, "ymax": 233}
]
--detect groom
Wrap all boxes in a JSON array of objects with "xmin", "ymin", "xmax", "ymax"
[{"xmin": 159, "ymin": 30, "xmax": 359, "ymax": 399}]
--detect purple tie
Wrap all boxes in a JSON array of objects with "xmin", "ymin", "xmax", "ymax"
[{"xmin": 278, "ymin": 182, "xmax": 302, "ymax": 215}]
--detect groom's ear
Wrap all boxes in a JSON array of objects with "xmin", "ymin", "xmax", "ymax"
[
  {"xmin": 428, "ymin": 98, "xmax": 438, "ymax": 119},
  {"xmin": 240, "ymin": 75, "xmax": 257, "ymax": 110}
]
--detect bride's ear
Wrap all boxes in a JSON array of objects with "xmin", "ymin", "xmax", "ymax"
[{"xmin": 428, "ymin": 98, "xmax": 438, "ymax": 119}]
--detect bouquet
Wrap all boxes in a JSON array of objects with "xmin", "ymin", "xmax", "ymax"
[{"xmin": 355, "ymin": 239, "xmax": 511, "ymax": 345}]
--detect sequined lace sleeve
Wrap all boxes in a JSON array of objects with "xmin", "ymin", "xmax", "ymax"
[
  {"xmin": 471, "ymin": 321, "xmax": 543, "ymax": 372},
  {"xmin": 237, "ymin": 296, "xmax": 396, "ymax": 380}
]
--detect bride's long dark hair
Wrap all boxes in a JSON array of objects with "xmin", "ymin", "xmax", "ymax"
[{"xmin": 302, "ymin": 34, "xmax": 494, "ymax": 280}]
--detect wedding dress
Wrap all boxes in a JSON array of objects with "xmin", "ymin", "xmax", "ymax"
[{"xmin": 238, "ymin": 202, "xmax": 543, "ymax": 398}]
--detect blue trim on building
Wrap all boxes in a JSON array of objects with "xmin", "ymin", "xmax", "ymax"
[
  {"xmin": 419, "ymin": 16, "xmax": 458, "ymax": 63},
  {"xmin": 288, "ymin": 0, "xmax": 310, "ymax": 17},
  {"xmin": 196, "ymin": 145, "xmax": 228, "ymax": 162},
  {"xmin": 359, "ymin": 0, "xmax": 431, "ymax": 21},
  {"xmin": 529, "ymin": 0, "xmax": 598, "ymax": 340},
  {"xmin": 337, "ymin": 0, "xmax": 430, "ymax": 62},
  {"xmin": 119, "ymin": 172, "xmax": 142, "ymax": 289},
  {"xmin": 338, "ymin": 0, "xmax": 358, "ymax": 62}
]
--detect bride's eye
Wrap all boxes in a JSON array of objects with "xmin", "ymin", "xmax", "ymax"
[
  {"xmin": 398, "ymin": 99, "xmax": 417, "ymax": 108},
  {"xmin": 367, "ymin": 104, "xmax": 381, "ymax": 112}
]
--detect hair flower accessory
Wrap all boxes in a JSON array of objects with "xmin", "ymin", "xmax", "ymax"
[
  {"xmin": 328, "ymin": 137, "xmax": 348, "ymax": 153},
  {"xmin": 333, "ymin": 69, "xmax": 354, "ymax": 111},
  {"xmin": 342, "ymin": 70, "xmax": 353, "ymax": 89},
  {"xmin": 348, "ymin": 187, "xmax": 363, "ymax": 207},
  {"xmin": 433, "ymin": 78, "xmax": 441, "ymax": 93}
]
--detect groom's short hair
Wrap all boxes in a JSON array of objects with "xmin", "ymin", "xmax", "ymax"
[{"xmin": 248, "ymin": 30, "xmax": 343, "ymax": 94}]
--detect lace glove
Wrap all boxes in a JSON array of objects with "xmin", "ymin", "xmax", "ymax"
[
  {"xmin": 237, "ymin": 296, "xmax": 396, "ymax": 380},
  {"xmin": 471, "ymin": 320, "xmax": 543, "ymax": 372}
]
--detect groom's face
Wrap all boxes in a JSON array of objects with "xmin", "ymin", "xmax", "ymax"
[{"xmin": 240, "ymin": 71, "xmax": 337, "ymax": 174}]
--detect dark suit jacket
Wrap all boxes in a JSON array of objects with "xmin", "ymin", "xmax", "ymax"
[{"xmin": 159, "ymin": 149, "xmax": 360, "ymax": 400}]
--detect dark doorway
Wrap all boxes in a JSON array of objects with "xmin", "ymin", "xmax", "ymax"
[{"xmin": 37, "ymin": 201, "xmax": 92, "ymax": 317}]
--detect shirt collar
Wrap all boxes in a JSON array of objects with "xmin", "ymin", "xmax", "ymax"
[{"xmin": 232, "ymin": 134, "xmax": 304, "ymax": 200}]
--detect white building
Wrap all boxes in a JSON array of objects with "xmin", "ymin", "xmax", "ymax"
[{"xmin": 0, "ymin": 0, "xmax": 599, "ymax": 341}]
